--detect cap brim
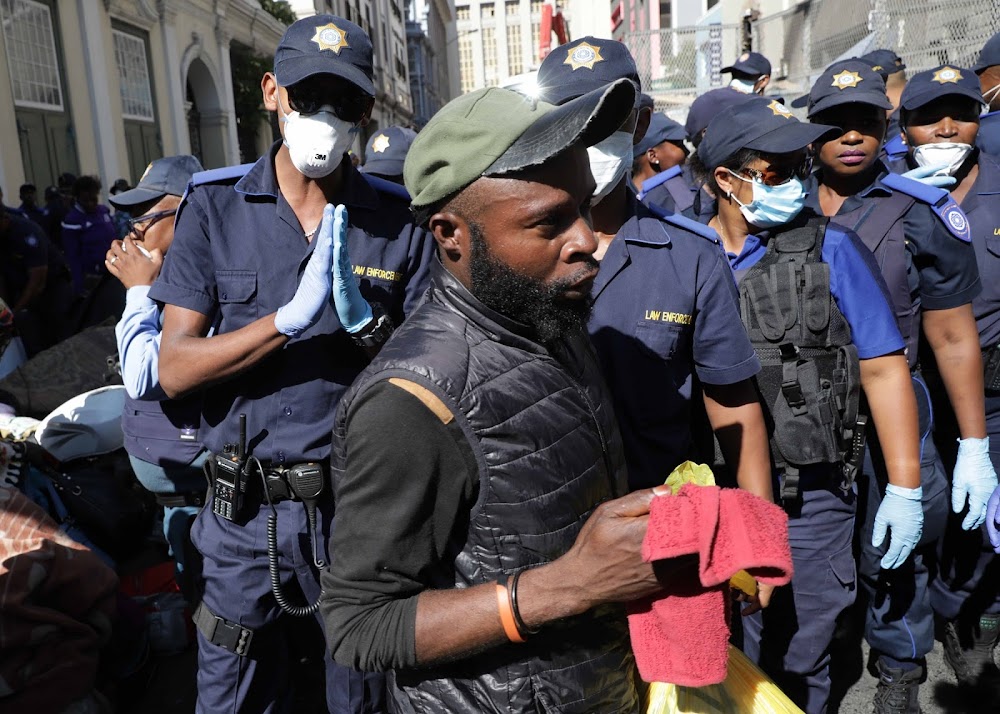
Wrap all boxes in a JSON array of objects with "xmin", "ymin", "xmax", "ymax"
[
  {"xmin": 361, "ymin": 159, "xmax": 404, "ymax": 177},
  {"xmin": 790, "ymin": 94, "xmax": 809, "ymax": 109},
  {"xmin": 901, "ymin": 85, "xmax": 984, "ymax": 110},
  {"xmin": 108, "ymin": 186, "xmax": 166, "ymax": 209},
  {"xmin": 275, "ymin": 56, "xmax": 375, "ymax": 96},
  {"xmin": 807, "ymin": 91, "xmax": 893, "ymax": 117},
  {"xmin": 745, "ymin": 121, "xmax": 840, "ymax": 154},
  {"xmin": 485, "ymin": 79, "xmax": 636, "ymax": 176}
]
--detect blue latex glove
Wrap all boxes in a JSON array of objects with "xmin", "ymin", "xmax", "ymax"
[
  {"xmin": 953, "ymin": 437, "xmax": 999, "ymax": 530},
  {"xmin": 900, "ymin": 164, "xmax": 958, "ymax": 188},
  {"xmin": 987, "ymin": 486, "xmax": 1000, "ymax": 552},
  {"xmin": 331, "ymin": 205, "xmax": 373, "ymax": 333},
  {"xmin": 274, "ymin": 204, "xmax": 338, "ymax": 337},
  {"xmin": 872, "ymin": 484, "xmax": 924, "ymax": 570}
]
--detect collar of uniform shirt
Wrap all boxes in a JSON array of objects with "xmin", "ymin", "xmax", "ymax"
[{"xmin": 235, "ymin": 139, "xmax": 380, "ymax": 211}]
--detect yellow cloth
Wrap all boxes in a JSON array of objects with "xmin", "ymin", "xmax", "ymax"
[{"xmin": 646, "ymin": 646, "xmax": 804, "ymax": 714}]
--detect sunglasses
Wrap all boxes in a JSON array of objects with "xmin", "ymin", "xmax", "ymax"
[
  {"xmin": 286, "ymin": 83, "xmax": 368, "ymax": 123},
  {"xmin": 737, "ymin": 155, "xmax": 814, "ymax": 187},
  {"xmin": 127, "ymin": 208, "xmax": 176, "ymax": 239}
]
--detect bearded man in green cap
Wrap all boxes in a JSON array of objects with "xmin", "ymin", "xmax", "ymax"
[{"xmin": 320, "ymin": 79, "xmax": 668, "ymax": 712}]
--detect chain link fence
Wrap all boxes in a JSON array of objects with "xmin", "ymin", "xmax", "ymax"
[
  {"xmin": 753, "ymin": 0, "xmax": 1000, "ymax": 104},
  {"xmin": 622, "ymin": 24, "xmax": 743, "ymax": 122}
]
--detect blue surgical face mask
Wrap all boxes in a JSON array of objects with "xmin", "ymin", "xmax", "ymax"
[
  {"xmin": 727, "ymin": 171, "xmax": 807, "ymax": 228},
  {"xmin": 730, "ymin": 77, "xmax": 759, "ymax": 95}
]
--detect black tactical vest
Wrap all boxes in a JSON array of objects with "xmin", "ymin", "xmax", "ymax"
[
  {"xmin": 739, "ymin": 216, "xmax": 862, "ymax": 502},
  {"xmin": 330, "ymin": 263, "xmax": 640, "ymax": 714}
]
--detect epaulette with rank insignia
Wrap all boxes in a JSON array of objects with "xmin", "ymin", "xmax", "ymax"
[
  {"xmin": 882, "ymin": 135, "xmax": 908, "ymax": 161},
  {"xmin": 647, "ymin": 203, "xmax": 721, "ymax": 244},
  {"xmin": 881, "ymin": 172, "xmax": 971, "ymax": 242},
  {"xmin": 361, "ymin": 173, "xmax": 411, "ymax": 203},
  {"xmin": 637, "ymin": 164, "xmax": 683, "ymax": 201},
  {"xmin": 191, "ymin": 163, "xmax": 255, "ymax": 186}
]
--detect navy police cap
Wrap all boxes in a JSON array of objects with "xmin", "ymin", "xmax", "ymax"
[
  {"xmin": 899, "ymin": 65, "xmax": 982, "ymax": 111},
  {"xmin": 859, "ymin": 49, "xmax": 906, "ymax": 79},
  {"xmin": 274, "ymin": 15, "xmax": 375, "ymax": 96},
  {"xmin": 536, "ymin": 36, "xmax": 640, "ymax": 106},
  {"xmin": 362, "ymin": 125, "xmax": 417, "ymax": 178},
  {"xmin": 109, "ymin": 155, "xmax": 204, "ymax": 208},
  {"xmin": 685, "ymin": 87, "xmax": 752, "ymax": 142},
  {"xmin": 807, "ymin": 59, "xmax": 892, "ymax": 117},
  {"xmin": 698, "ymin": 96, "xmax": 838, "ymax": 169},
  {"xmin": 633, "ymin": 113, "xmax": 686, "ymax": 158},
  {"xmin": 974, "ymin": 31, "xmax": 1000, "ymax": 74},
  {"xmin": 722, "ymin": 51, "xmax": 771, "ymax": 77}
]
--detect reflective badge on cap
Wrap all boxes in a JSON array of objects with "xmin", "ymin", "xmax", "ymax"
[
  {"xmin": 371, "ymin": 134, "xmax": 390, "ymax": 153},
  {"xmin": 312, "ymin": 22, "xmax": 349, "ymax": 53},
  {"xmin": 739, "ymin": 52, "xmax": 750, "ymax": 62},
  {"xmin": 831, "ymin": 70, "xmax": 863, "ymax": 90},
  {"xmin": 768, "ymin": 99, "xmax": 793, "ymax": 117},
  {"xmin": 564, "ymin": 41, "xmax": 604, "ymax": 71},
  {"xmin": 937, "ymin": 199, "xmax": 971, "ymax": 242},
  {"xmin": 932, "ymin": 67, "xmax": 962, "ymax": 84},
  {"xmin": 140, "ymin": 163, "xmax": 153, "ymax": 181}
]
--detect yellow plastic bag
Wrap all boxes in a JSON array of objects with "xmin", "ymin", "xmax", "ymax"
[
  {"xmin": 645, "ymin": 646, "xmax": 804, "ymax": 714},
  {"xmin": 661, "ymin": 462, "xmax": 757, "ymax": 598}
]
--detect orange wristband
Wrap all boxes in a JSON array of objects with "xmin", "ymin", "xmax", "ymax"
[{"xmin": 496, "ymin": 577, "xmax": 526, "ymax": 643}]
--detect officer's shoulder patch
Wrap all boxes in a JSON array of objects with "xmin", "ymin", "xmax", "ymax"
[
  {"xmin": 638, "ymin": 164, "xmax": 683, "ymax": 199},
  {"xmin": 882, "ymin": 135, "xmax": 908, "ymax": 160},
  {"xmin": 191, "ymin": 163, "xmax": 255, "ymax": 186},
  {"xmin": 648, "ymin": 204, "xmax": 720, "ymax": 244},
  {"xmin": 362, "ymin": 173, "xmax": 411, "ymax": 202},
  {"xmin": 881, "ymin": 173, "xmax": 971, "ymax": 242}
]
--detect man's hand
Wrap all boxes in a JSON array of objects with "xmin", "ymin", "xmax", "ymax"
[
  {"xmin": 106, "ymin": 238, "xmax": 162, "ymax": 289},
  {"xmin": 549, "ymin": 487, "xmax": 668, "ymax": 613},
  {"xmin": 331, "ymin": 206, "xmax": 373, "ymax": 333},
  {"xmin": 274, "ymin": 204, "xmax": 338, "ymax": 337}
]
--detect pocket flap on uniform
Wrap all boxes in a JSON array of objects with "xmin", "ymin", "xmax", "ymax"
[
  {"xmin": 828, "ymin": 543, "xmax": 856, "ymax": 588},
  {"xmin": 215, "ymin": 270, "xmax": 257, "ymax": 303}
]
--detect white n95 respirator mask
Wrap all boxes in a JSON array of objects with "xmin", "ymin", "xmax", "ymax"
[{"xmin": 279, "ymin": 100, "xmax": 359, "ymax": 179}]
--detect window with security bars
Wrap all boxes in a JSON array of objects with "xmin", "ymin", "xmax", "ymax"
[
  {"xmin": 532, "ymin": 21, "xmax": 541, "ymax": 63},
  {"xmin": 482, "ymin": 26, "xmax": 498, "ymax": 86},
  {"xmin": 507, "ymin": 23, "xmax": 523, "ymax": 75},
  {"xmin": 456, "ymin": 4, "xmax": 470, "ymax": 20},
  {"xmin": 1, "ymin": 0, "xmax": 63, "ymax": 110},
  {"xmin": 113, "ymin": 29, "xmax": 154, "ymax": 121},
  {"xmin": 530, "ymin": 0, "xmax": 541, "ymax": 15},
  {"xmin": 459, "ymin": 35, "xmax": 475, "ymax": 93},
  {"xmin": 505, "ymin": 0, "xmax": 519, "ymax": 16}
]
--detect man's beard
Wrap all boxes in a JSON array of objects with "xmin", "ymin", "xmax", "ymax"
[{"xmin": 468, "ymin": 221, "xmax": 596, "ymax": 344}]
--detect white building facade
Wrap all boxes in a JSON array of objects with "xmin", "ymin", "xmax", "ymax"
[
  {"xmin": 0, "ymin": 0, "xmax": 286, "ymax": 194},
  {"xmin": 406, "ymin": 0, "xmax": 458, "ymax": 127}
]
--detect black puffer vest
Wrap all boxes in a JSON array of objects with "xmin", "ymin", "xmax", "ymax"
[{"xmin": 331, "ymin": 263, "xmax": 639, "ymax": 714}]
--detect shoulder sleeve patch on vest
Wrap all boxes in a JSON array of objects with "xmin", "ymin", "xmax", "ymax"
[
  {"xmin": 648, "ymin": 205, "xmax": 721, "ymax": 244},
  {"xmin": 388, "ymin": 378, "xmax": 454, "ymax": 424},
  {"xmin": 881, "ymin": 173, "xmax": 971, "ymax": 242}
]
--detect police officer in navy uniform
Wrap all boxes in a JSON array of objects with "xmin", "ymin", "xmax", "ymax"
[
  {"xmin": 723, "ymin": 51, "xmax": 772, "ymax": 96},
  {"xmin": 860, "ymin": 49, "xmax": 909, "ymax": 161},
  {"xmin": 535, "ymin": 39, "xmax": 776, "ymax": 608},
  {"xmin": 974, "ymin": 31, "xmax": 1000, "ymax": 156},
  {"xmin": 689, "ymin": 97, "xmax": 924, "ymax": 713},
  {"xmin": 631, "ymin": 112, "xmax": 687, "ymax": 196},
  {"xmin": 891, "ymin": 64, "xmax": 1000, "ymax": 686},
  {"xmin": 149, "ymin": 16, "xmax": 433, "ymax": 713},
  {"xmin": 360, "ymin": 125, "xmax": 416, "ymax": 185},
  {"xmin": 805, "ymin": 59, "xmax": 987, "ymax": 712}
]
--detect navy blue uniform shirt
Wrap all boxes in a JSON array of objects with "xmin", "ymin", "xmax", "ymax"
[
  {"xmin": 0, "ymin": 213, "xmax": 64, "ymax": 305},
  {"xmin": 720, "ymin": 221, "xmax": 905, "ymax": 359},
  {"xmin": 639, "ymin": 164, "xmax": 716, "ymax": 222},
  {"xmin": 805, "ymin": 163, "xmax": 981, "ymax": 312},
  {"xmin": 150, "ymin": 143, "xmax": 435, "ymax": 464},
  {"xmin": 979, "ymin": 111, "xmax": 1000, "ymax": 156},
  {"xmin": 588, "ymin": 193, "xmax": 760, "ymax": 490},
  {"xmin": 958, "ymin": 151, "xmax": 1000, "ymax": 347}
]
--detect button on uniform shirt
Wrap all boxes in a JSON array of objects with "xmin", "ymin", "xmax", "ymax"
[
  {"xmin": 61, "ymin": 203, "xmax": 116, "ymax": 293},
  {"xmin": 588, "ymin": 194, "xmax": 760, "ymax": 490},
  {"xmin": 725, "ymin": 221, "xmax": 905, "ymax": 359},
  {"xmin": 149, "ymin": 144, "xmax": 435, "ymax": 465},
  {"xmin": 804, "ymin": 164, "xmax": 982, "ymax": 360}
]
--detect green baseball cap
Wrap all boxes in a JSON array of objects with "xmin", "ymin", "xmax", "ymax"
[{"xmin": 404, "ymin": 78, "xmax": 636, "ymax": 210}]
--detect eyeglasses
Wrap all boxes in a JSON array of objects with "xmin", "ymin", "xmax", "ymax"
[
  {"xmin": 127, "ymin": 208, "xmax": 176, "ymax": 240},
  {"xmin": 736, "ymin": 156, "xmax": 814, "ymax": 186},
  {"xmin": 286, "ymin": 83, "xmax": 369, "ymax": 122}
]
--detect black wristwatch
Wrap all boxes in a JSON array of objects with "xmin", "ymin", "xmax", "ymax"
[{"xmin": 352, "ymin": 304, "xmax": 394, "ymax": 348}]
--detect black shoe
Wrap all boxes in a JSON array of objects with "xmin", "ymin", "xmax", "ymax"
[
  {"xmin": 873, "ymin": 659, "xmax": 922, "ymax": 714},
  {"xmin": 942, "ymin": 614, "xmax": 1000, "ymax": 686}
]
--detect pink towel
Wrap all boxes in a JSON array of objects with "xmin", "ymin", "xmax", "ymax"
[{"xmin": 627, "ymin": 483, "xmax": 793, "ymax": 686}]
